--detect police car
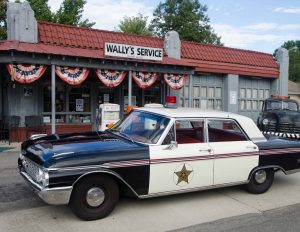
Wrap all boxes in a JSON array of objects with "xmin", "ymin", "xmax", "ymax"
[{"xmin": 18, "ymin": 96, "xmax": 300, "ymax": 220}]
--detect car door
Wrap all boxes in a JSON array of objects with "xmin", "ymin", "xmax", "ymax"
[
  {"xmin": 148, "ymin": 119, "xmax": 214, "ymax": 195},
  {"xmin": 207, "ymin": 118, "xmax": 259, "ymax": 185}
]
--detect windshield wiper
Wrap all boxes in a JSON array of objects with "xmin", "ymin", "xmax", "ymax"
[
  {"xmin": 118, "ymin": 131, "xmax": 134, "ymax": 143},
  {"xmin": 107, "ymin": 128, "xmax": 119, "ymax": 132},
  {"xmin": 107, "ymin": 129, "xmax": 134, "ymax": 143}
]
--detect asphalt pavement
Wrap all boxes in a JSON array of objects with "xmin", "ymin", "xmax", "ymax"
[
  {"xmin": 1, "ymin": 143, "xmax": 300, "ymax": 232},
  {"xmin": 175, "ymin": 203, "xmax": 300, "ymax": 232}
]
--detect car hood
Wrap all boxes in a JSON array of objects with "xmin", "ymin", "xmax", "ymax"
[{"xmin": 22, "ymin": 131, "xmax": 149, "ymax": 168}]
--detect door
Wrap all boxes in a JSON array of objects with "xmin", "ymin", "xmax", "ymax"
[
  {"xmin": 207, "ymin": 119, "xmax": 259, "ymax": 185},
  {"xmin": 148, "ymin": 119, "xmax": 214, "ymax": 194}
]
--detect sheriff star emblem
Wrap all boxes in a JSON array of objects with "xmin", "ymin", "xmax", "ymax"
[{"xmin": 174, "ymin": 163, "xmax": 193, "ymax": 186}]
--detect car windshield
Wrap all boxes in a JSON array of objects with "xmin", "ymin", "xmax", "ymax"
[
  {"xmin": 266, "ymin": 100, "xmax": 298, "ymax": 111},
  {"xmin": 110, "ymin": 111, "xmax": 170, "ymax": 144}
]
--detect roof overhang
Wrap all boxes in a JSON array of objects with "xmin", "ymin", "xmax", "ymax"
[
  {"xmin": 185, "ymin": 59, "xmax": 279, "ymax": 78},
  {"xmin": 0, "ymin": 41, "xmax": 195, "ymax": 75}
]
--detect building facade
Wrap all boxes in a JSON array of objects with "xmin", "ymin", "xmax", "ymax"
[{"xmin": 0, "ymin": 2, "xmax": 288, "ymax": 141}]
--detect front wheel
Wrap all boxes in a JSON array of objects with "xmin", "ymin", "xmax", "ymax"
[
  {"xmin": 245, "ymin": 169, "xmax": 274, "ymax": 194},
  {"xmin": 70, "ymin": 175, "xmax": 119, "ymax": 220}
]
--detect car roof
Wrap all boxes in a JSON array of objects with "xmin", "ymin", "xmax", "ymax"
[{"xmin": 136, "ymin": 107, "xmax": 244, "ymax": 120}]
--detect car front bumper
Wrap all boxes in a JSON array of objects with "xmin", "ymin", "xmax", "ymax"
[{"xmin": 20, "ymin": 171, "xmax": 73, "ymax": 205}]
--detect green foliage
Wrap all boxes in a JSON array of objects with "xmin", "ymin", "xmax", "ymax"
[
  {"xmin": 0, "ymin": 0, "xmax": 94, "ymax": 40},
  {"xmin": 281, "ymin": 40, "xmax": 300, "ymax": 83},
  {"xmin": 150, "ymin": 0, "xmax": 222, "ymax": 45},
  {"xmin": 27, "ymin": 0, "xmax": 53, "ymax": 22},
  {"xmin": 0, "ymin": 0, "xmax": 8, "ymax": 40},
  {"xmin": 118, "ymin": 14, "xmax": 153, "ymax": 36},
  {"xmin": 54, "ymin": 0, "xmax": 95, "ymax": 27}
]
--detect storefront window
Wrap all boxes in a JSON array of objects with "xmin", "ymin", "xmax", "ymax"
[
  {"xmin": 43, "ymin": 81, "xmax": 91, "ymax": 124},
  {"xmin": 69, "ymin": 86, "xmax": 90, "ymax": 112}
]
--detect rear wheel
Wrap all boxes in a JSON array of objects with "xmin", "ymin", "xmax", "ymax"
[
  {"xmin": 70, "ymin": 175, "xmax": 119, "ymax": 220},
  {"xmin": 246, "ymin": 169, "xmax": 274, "ymax": 194}
]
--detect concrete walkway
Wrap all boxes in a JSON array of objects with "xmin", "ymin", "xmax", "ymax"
[{"xmin": 0, "ymin": 142, "xmax": 21, "ymax": 152}]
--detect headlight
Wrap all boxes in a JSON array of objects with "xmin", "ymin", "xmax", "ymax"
[
  {"xmin": 262, "ymin": 118, "xmax": 269, "ymax": 125},
  {"xmin": 36, "ymin": 168, "xmax": 49, "ymax": 187}
]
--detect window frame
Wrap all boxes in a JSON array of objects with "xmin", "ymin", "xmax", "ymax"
[
  {"xmin": 206, "ymin": 118, "xmax": 250, "ymax": 143},
  {"xmin": 173, "ymin": 118, "xmax": 206, "ymax": 144},
  {"xmin": 159, "ymin": 117, "xmax": 251, "ymax": 146},
  {"xmin": 42, "ymin": 81, "xmax": 92, "ymax": 124}
]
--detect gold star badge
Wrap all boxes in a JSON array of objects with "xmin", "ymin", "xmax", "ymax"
[{"xmin": 174, "ymin": 164, "xmax": 193, "ymax": 185}]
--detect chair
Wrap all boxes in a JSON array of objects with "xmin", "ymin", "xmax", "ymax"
[
  {"xmin": 2, "ymin": 116, "xmax": 21, "ymax": 144},
  {"xmin": 25, "ymin": 116, "xmax": 46, "ymax": 139}
]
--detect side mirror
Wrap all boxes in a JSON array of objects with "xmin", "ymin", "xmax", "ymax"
[{"xmin": 165, "ymin": 141, "xmax": 178, "ymax": 150}]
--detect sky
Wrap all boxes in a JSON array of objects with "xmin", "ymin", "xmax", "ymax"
[{"xmin": 47, "ymin": 0, "xmax": 300, "ymax": 54}]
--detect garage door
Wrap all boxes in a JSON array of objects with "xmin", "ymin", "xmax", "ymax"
[
  {"xmin": 239, "ymin": 77, "xmax": 271, "ymax": 121},
  {"xmin": 180, "ymin": 74, "xmax": 224, "ymax": 110}
]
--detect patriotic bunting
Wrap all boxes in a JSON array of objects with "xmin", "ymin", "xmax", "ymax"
[
  {"xmin": 164, "ymin": 73, "xmax": 188, "ymax": 90},
  {"xmin": 132, "ymin": 71, "xmax": 158, "ymax": 89},
  {"xmin": 6, "ymin": 63, "xmax": 47, "ymax": 84},
  {"xmin": 56, "ymin": 66, "xmax": 90, "ymax": 85},
  {"xmin": 95, "ymin": 70, "xmax": 126, "ymax": 88}
]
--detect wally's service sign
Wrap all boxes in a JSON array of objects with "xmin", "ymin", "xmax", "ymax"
[{"xmin": 105, "ymin": 42, "xmax": 163, "ymax": 61}]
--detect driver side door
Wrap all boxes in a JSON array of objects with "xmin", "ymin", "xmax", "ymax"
[{"xmin": 148, "ymin": 119, "xmax": 214, "ymax": 195}]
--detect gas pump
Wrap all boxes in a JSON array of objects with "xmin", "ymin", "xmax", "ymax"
[{"xmin": 97, "ymin": 103, "xmax": 120, "ymax": 131}]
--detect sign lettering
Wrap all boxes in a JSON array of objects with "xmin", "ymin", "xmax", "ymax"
[{"xmin": 105, "ymin": 42, "xmax": 163, "ymax": 61}]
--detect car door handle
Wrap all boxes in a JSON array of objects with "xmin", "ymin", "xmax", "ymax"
[
  {"xmin": 199, "ymin": 148, "xmax": 212, "ymax": 153},
  {"xmin": 246, "ymin": 146, "xmax": 257, "ymax": 150}
]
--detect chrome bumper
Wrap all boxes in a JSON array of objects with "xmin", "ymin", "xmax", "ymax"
[{"xmin": 20, "ymin": 171, "xmax": 73, "ymax": 205}]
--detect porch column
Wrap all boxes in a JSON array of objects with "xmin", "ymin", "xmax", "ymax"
[
  {"xmin": 128, "ymin": 70, "xmax": 132, "ymax": 106},
  {"xmin": 51, "ymin": 64, "xmax": 56, "ymax": 133},
  {"xmin": 188, "ymin": 74, "xmax": 193, "ymax": 107}
]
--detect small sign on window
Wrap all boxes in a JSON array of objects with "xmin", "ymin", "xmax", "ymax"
[{"xmin": 76, "ymin": 99, "xmax": 84, "ymax": 112}]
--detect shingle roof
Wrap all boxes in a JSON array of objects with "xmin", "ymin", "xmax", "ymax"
[{"xmin": 1, "ymin": 21, "xmax": 279, "ymax": 78}]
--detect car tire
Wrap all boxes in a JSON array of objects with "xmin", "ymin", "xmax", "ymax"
[
  {"xmin": 70, "ymin": 175, "xmax": 119, "ymax": 220},
  {"xmin": 245, "ymin": 168, "xmax": 274, "ymax": 194}
]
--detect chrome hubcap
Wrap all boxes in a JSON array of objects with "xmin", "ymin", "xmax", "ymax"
[
  {"xmin": 254, "ymin": 170, "xmax": 267, "ymax": 184},
  {"xmin": 86, "ymin": 187, "xmax": 105, "ymax": 207}
]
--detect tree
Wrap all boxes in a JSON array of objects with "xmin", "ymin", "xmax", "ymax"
[
  {"xmin": 118, "ymin": 14, "xmax": 153, "ymax": 36},
  {"xmin": 150, "ymin": 0, "xmax": 222, "ymax": 45},
  {"xmin": 0, "ymin": 0, "xmax": 8, "ymax": 40},
  {"xmin": 54, "ymin": 0, "xmax": 95, "ymax": 27},
  {"xmin": 281, "ymin": 40, "xmax": 300, "ymax": 83},
  {"xmin": 27, "ymin": 0, "xmax": 53, "ymax": 22}
]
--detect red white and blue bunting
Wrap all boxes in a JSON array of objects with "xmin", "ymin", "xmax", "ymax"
[
  {"xmin": 6, "ymin": 63, "xmax": 47, "ymax": 84},
  {"xmin": 56, "ymin": 66, "xmax": 90, "ymax": 85},
  {"xmin": 95, "ymin": 70, "xmax": 126, "ymax": 88},
  {"xmin": 132, "ymin": 72, "xmax": 158, "ymax": 89},
  {"xmin": 164, "ymin": 73, "xmax": 188, "ymax": 90}
]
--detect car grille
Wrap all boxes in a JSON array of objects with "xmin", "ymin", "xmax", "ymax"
[
  {"xmin": 267, "ymin": 124, "xmax": 300, "ymax": 133},
  {"xmin": 22, "ymin": 157, "xmax": 40, "ymax": 183}
]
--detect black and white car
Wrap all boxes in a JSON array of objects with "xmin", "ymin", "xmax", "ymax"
[{"xmin": 19, "ymin": 98, "xmax": 300, "ymax": 220}]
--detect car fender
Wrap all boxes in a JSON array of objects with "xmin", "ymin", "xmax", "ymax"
[
  {"xmin": 71, "ymin": 168, "xmax": 140, "ymax": 197},
  {"xmin": 248, "ymin": 165, "xmax": 286, "ymax": 180}
]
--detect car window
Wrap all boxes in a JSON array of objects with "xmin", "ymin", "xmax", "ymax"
[
  {"xmin": 113, "ymin": 111, "xmax": 170, "ymax": 144},
  {"xmin": 266, "ymin": 100, "xmax": 298, "ymax": 111},
  {"xmin": 175, "ymin": 119, "xmax": 205, "ymax": 144},
  {"xmin": 162, "ymin": 125, "xmax": 175, "ymax": 145},
  {"xmin": 208, "ymin": 119, "xmax": 248, "ymax": 142}
]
